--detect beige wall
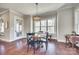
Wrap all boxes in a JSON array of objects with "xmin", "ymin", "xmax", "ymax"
[
  {"xmin": 23, "ymin": 15, "xmax": 31, "ymax": 36},
  {"xmin": 57, "ymin": 8, "xmax": 74, "ymax": 42}
]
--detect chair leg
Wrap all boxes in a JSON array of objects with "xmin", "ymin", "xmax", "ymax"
[
  {"xmin": 65, "ymin": 38, "xmax": 68, "ymax": 47},
  {"xmin": 27, "ymin": 44, "xmax": 29, "ymax": 53},
  {"xmin": 46, "ymin": 42, "xmax": 48, "ymax": 51},
  {"xmin": 72, "ymin": 43, "xmax": 75, "ymax": 48},
  {"xmin": 33, "ymin": 45, "xmax": 35, "ymax": 54}
]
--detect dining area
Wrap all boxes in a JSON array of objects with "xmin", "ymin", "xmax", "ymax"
[
  {"xmin": 26, "ymin": 31, "xmax": 48, "ymax": 54},
  {"xmin": 0, "ymin": 31, "xmax": 79, "ymax": 55}
]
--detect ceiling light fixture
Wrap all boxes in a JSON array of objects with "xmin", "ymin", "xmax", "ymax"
[{"xmin": 33, "ymin": 3, "xmax": 40, "ymax": 20}]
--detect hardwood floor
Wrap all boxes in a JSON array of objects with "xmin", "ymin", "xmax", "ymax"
[{"xmin": 0, "ymin": 39, "xmax": 79, "ymax": 55}]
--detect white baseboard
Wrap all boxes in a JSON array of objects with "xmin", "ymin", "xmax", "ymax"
[
  {"xmin": 0, "ymin": 37, "xmax": 66, "ymax": 43},
  {"xmin": 57, "ymin": 39, "xmax": 66, "ymax": 43},
  {"xmin": 0, "ymin": 38, "xmax": 11, "ymax": 42},
  {"xmin": 16, "ymin": 36, "xmax": 26, "ymax": 40},
  {"xmin": 0, "ymin": 36, "xmax": 26, "ymax": 42}
]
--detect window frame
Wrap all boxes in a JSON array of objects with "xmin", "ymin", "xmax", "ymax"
[
  {"xmin": 33, "ymin": 17, "xmax": 56, "ymax": 34},
  {"xmin": 0, "ymin": 18, "xmax": 5, "ymax": 34}
]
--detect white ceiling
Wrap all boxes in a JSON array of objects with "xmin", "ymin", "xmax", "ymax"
[{"xmin": 0, "ymin": 3, "xmax": 65, "ymax": 15}]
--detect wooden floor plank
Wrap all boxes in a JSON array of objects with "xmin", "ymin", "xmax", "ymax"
[{"xmin": 0, "ymin": 39, "xmax": 79, "ymax": 55}]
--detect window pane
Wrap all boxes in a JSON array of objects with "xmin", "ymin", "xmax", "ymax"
[
  {"xmin": 48, "ymin": 27, "xmax": 54, "ymax": 34},
  {"xmin": 41, "ymin": 26, "xmax": 46, "ymax": 32},
  {"xmin": 34, "ymin": 21, "xmax": 40, "ymax": 26},
  {"xmin": 1, "ymin": 23, "xmax": 4, "ymax": 32},
  {"xmin": 48, "ymin": 19, "xmax": 53, "ymax": 26},
  {"xmin": 16, "ymin": 23, "xmax": 19, "ymax": 32},
  {"xmin": 19, "ymin": 25, "xmax": 22, "ymax": 32},
  {"xmin": 48, "ymin": 18, "xmax": 55, "ymax": 26},
  {"xmin": 77, "ymin": 25, "xmax": 79, "ymax": 34},
  {"xmin": 75, "ymin": 24, "xmax": 78, "ymax": 33},
  {"xmin": 41, "ymin": 20, "xmax": 46, "ymax": 26},
  {"xmin": 34, "ymin": 27, "xmax": 40, "ymax": 32},
  {"xmin": 75, "ymin": 12, "xmax": 79, "ymax": 34}
]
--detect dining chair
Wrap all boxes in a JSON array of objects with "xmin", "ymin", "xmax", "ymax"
[
  {"xmin": 39, "ymin": 32, "xmax": 48, "ymax": 50},
  {"xmin": 26, "ymin": 33, "xmax": 39, "ymax": 54},
  {"xmin": 26, "ymin": 33, "xmax": 35, "ymax": 54}
]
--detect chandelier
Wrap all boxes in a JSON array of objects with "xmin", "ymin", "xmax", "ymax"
[{"xmin": 33, "ymin": 3, "xmax": 40, "ymax": 20}]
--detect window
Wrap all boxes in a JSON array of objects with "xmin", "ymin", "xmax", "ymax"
[
  {"xmin": 48, "ymin": 27, "xmax": 54, "ymax": 33},
  {"xmin": 75, "ymin": 11, "xmax": 79, "ymax": 34},
  {"xmin": 34, "ymin": 21, "xmax": 40, "ymax": 27},
  {"xmin": 16, "ymin": 23, "xmax": 22, "ymax": 32},
  {"xmin": 41, "ymin": 20, "xmax": 46, "ymax": 26},
  {"xmin": 0, "ymin": 18, "xmax": 4, "ymax": 33},
  {"xmin": 1, "ymin": 23, "xmax": 4, "ymax": 32},
  {"xmin": 16, "ymin": 19, "xmax": 22, "ymax": 37},
  {"xmin": 48, "ymin": 18, "xmax": 56, "ymax": 34},
  {"xmin": 41, "ymin": 20, "xmax": 46, "ymax": 32},
  {"xmin": 34, "ymin": 21, "xmax": 40, "ymax": 32},
  {"xmin": 33, "ymin": 17, "xmax": 56, "ymax": 34}
]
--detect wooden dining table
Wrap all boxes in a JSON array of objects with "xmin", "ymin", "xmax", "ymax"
[
  {"xmin": 31, "ymin": 33, "xmax": 46, "ymax": 48},
  {"xmin": 32, "ymin": 34, "xmax": 46, "ymax": 40}
]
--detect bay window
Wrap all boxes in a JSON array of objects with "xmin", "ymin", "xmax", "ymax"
[{"xmin": 33, "ymin": 17, "xmax": 56, "ymax": 34}]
